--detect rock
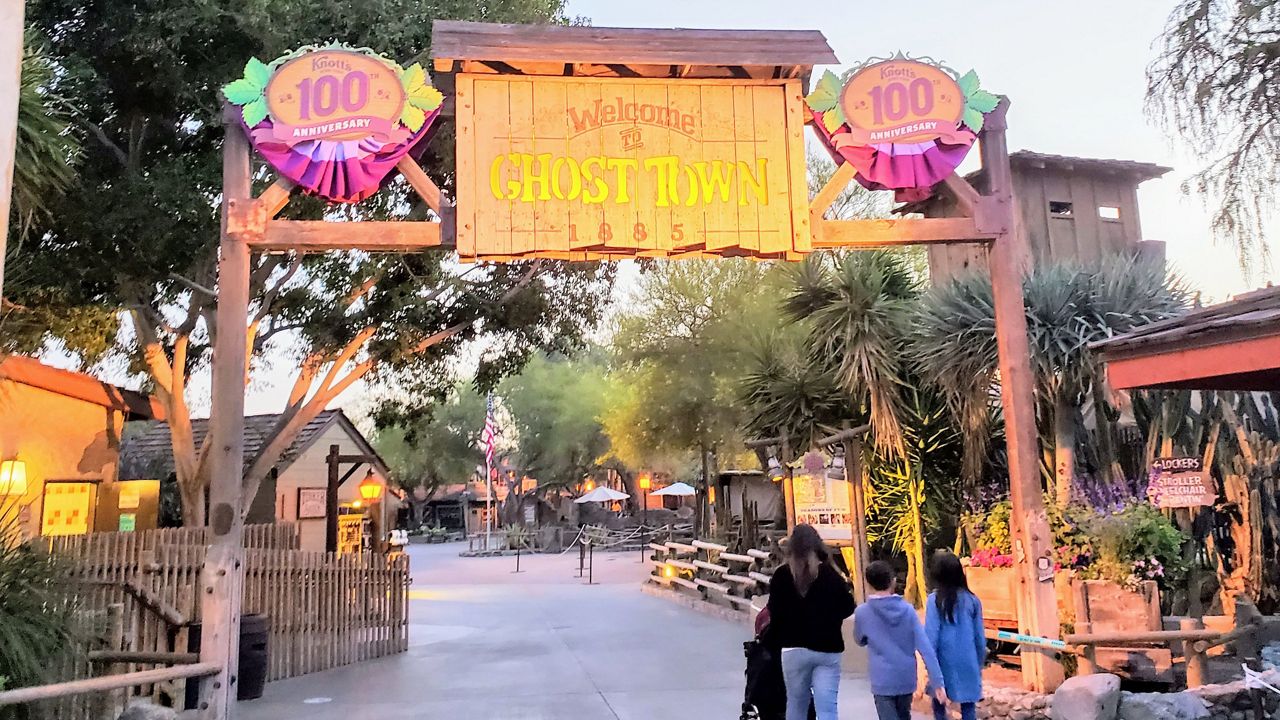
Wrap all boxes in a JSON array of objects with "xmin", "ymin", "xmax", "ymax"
[
  {"xmin": 1052, "ymin": 673, "xmax": 1121, "ymax": 720},
  {"xmin": 117, "ymin": 701, "xmax": 177, "ymax": 720},
  {"xmin": 1118, "ymin": 691, "xmax": 1210, "ymax": 720}
]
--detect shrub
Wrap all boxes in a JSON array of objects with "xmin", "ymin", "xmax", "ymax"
[{"xmin": 0, "ymin": 506, "xmax": 79, "ymax": 697}]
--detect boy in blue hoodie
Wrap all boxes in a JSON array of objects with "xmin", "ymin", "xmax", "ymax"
[{"xmin": 853, "ymin": 560, "xmax": 945, "ymax": 720}]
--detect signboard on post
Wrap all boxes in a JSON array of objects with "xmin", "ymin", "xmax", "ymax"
[
  {"xmin": 791, "ymin": 451, "xmax": 855, "ymax": 544},
  {"xmin": 1147, "ymin": 457, "xmax": 1215, "ymax": 508},
  {"xmin": 453, "ymin": 75, "xmax": 809, "ymax": 261}
]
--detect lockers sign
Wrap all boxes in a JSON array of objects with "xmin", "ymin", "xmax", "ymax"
[{"xmin": 454, "ymin": 75, "xmax": 809, "ymax": 261}]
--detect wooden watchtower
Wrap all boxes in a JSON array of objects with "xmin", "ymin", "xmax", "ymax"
[{"xmin": 905, "ymin": 151, "xmax": 1171, "ymax": 282}]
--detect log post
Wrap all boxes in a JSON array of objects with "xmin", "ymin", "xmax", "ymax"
[
  {"xmin": 198, "ymin": 114, "xmax": 253, "ymax": 720},
  {"xmin": 1181, "ymin": 617, "xmax": 1207, "ymax": 688},
  {"xmin": 325, "ymin": 445, "xmax": 340, "ymax": 553},
  {"xmin": 1076, "ymin": 621, "xmax": 1097, "ymax": 675},
  {"xmin": 983, "ymin": 98, "xmax": 1063, "ymax": 692},
  {"xmin": 0, "ymin": 0, "xmax": 22, "ymax": 303},
  {"xmin": 1234, "ymin": 597, "xmax": 1264, "ymax": 718}
]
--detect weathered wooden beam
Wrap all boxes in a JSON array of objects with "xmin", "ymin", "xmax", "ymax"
[
  {"xmin": 254, "ymin": 220, "xmax": 449, "ymax": 252},
  {"xmin": 395, "ymin": 156, "xmax": 445, "ymax": 215},
  {"xmin": 0, "ymin": 663, "xmax": 221, "ymax": 707},
  {"xmin": 814, "ymin": 424, "xmax": 870, "ymax": 446},
  {"xmin": 202, "ymin": 115, "xmax": 252, "ymax": 719},
  {"xmin": 983, "ymin": 98, "xmax": 1063, "ymax": 693},
  {"xmin": 941, "ymin": 172, "xmax": 981, "ymax": 218},
  {"xmin": 256, "ymin": 179, "xmax": 295, "ymax": 218},
  {"xmin": 808, "ymin": 161, "xmax": 857, "ymax": 223},
  {"xmin": 88, "ymin": 651, "xmax": 199, "ymax": 665},
  {"xmin": 814, "ymin": 218, "xmax": 999, "ymax": 248}
]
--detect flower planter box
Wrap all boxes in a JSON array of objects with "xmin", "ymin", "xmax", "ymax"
[
  {"xmin": 967, "ymin": 566, "xmax": 1020, "ymax": 631},
  {"xmin": 1074, "ymin": 579, "xmax": 1173, "ymax": 684}
]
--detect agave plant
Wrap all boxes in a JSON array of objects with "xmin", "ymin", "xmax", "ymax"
[
  {"xmin": 13, "ymin": 35, "xmax": 80, "ymax": 239},
  {"xmin": 912, "ymin": 254, "xmax": 1190, "ymax": 505}
]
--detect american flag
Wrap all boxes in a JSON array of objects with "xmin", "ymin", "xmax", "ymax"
[{"xmin": 481, "ymin": 393, "xmax": 498, "ymax": 469}]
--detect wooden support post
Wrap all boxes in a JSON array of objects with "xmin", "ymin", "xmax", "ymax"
[
  {"xmin": 845, "ymin": 434, "xmax": 870, "ymax": 604},
  {"xmin": 0, "ymin": 0, "xmax": 24, "ymax": 303},
  {"xmin": 199, "ymin": 116, "xmax": 253, "ymax": 719},
  {"xmin": 1076, "ymin": 622, "xmax": 1097, "ymax": 675},
  {"xmin": 983, "ymin": 98, "xmax": 1063, "ymax": 693},
  {"xmin": 1234, "ymin": 597, "xmax": 1265, "ymax": 719},
  {"xmin": 1181, "ymin": 617, "xmax": 1207, "ymax": 688},
  {"xmin": 325, "ymin": 445, "xmax": 340, "ymax": 553}
]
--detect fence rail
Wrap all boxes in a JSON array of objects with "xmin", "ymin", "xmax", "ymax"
[{"xmin": 18, "ymin": 523, "xmax": 408, "ymax": 718}]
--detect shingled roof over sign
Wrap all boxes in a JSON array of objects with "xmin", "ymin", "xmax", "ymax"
[
  {"xmin": 118, "ymin": 409, "xmax": 389, "ymax": 481},
  {"xmin": 430, "ymin": 20, "xmax": 838, "ymax": 85}
]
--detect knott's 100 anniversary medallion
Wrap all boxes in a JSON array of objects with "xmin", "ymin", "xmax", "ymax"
[{"xmin": 453, "ymin": 75, "xmax": 810, "ymax": 261}]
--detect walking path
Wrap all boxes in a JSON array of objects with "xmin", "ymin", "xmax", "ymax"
[{"xmin": 240, "ymin": 542, "xmax": 901, "ymax": 719}]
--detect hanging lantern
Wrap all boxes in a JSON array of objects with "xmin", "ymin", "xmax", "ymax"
[
  {"xmin": 358, "ymin": 470, "xmax": 383, "ymax": 502},
  {"xmin": 0, "ymin": 459, "xmax": 27, "ymax": 495},
  {"xmin": 637, "ymin": 474, "xmax": 651, "ymax": 491}
]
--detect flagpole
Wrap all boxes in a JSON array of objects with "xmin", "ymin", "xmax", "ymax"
[{"xmin": 485, "ymin": 456, "xmax": 492, "ymax": 551}]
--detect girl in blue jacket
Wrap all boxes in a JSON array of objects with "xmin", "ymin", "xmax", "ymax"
[{"xmin": 925, "ymin": 552, "xmax": 987, "ymax": 720}]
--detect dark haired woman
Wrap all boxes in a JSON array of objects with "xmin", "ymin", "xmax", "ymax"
[
  {"xmin": 764, "ymin": 524, "xmax": 855, "ymax": 720},
  {"xmin": 925, "ymin": 552, "xmax": 986, "ymax": 720}
]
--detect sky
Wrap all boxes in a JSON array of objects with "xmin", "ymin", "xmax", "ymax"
[{"xmin": 76, "ymin": 1, "xmax": 1280, "ymax": 418}]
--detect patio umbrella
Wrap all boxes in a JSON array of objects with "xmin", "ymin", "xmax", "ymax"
[
  {"xmin": 651, "ymin": 482, "xmax": 696, "ymax": 497},
  {"xmin": 574, "ymin": 487, "xmax": 630, "ymax": 504}
]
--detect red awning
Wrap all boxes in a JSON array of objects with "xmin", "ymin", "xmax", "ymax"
[{"xmin": 1091, "ymin": 286, "xmax": 1280, "ymax": 391}]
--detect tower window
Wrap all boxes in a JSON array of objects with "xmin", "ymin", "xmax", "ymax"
[
  {"xmin": 1049, "ymin": 201, "xmax": 1073, "ymax": 217},
  {"xmin": 1098, "ymin": 205, "xmax": 1121, "ymax": 221}
]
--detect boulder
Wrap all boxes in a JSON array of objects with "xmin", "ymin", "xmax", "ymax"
[
  {"xmin": 117, "ymin": 701, "xmax": 177, "ymax": 720},
  {"xmin": 1118, "ymin": 691, "xmax": 1210, "ymax": 720},
  {"xmin": 1052, "ymin": 673, "xmax": 1121, "ymax": 720}
]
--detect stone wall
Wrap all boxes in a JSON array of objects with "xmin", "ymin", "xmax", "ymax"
[{"xmin": 1188, "ymin": 669, "xmax": 1280, "ymax": 720}]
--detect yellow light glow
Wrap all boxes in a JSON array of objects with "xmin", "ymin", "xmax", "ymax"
[
  {"xmin": 358, "ymin": 470, "xmax": 383, "ymax": 502},
  {"xmin": 351, "ymin": 500, "xmax": 362, "ymax": 509},
  {"xmin": 585, "ymin": 480, "xmax": 595, "ymax": 491},
  {"xmin": 638, "ymin": 474, "xmax": 651, "ymax": 491},
  {"xmin": 708, "ymin": 486, "xmax": 716, "ymax": 504},
  {"xmin": 663, "ymin": 565, "xmax": 674, "ymax": 578},
  {"xmin": 0, "ymin": 460, "xmax": 27, "ymax": 496}
]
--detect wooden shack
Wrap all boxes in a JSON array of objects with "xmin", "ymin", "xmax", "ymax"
[{"xmin": 906, "ymin": 151, "xmax": 1170, "ymax": 282}]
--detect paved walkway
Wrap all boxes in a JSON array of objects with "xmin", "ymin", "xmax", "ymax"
[{"xmin": 239, "ymin": 542, "xmax": 895, "ymax": 719}]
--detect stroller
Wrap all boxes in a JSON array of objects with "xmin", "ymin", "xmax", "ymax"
[{"xmin": 741, "ymin": 607, "xmax": 816, "ymax": 720}]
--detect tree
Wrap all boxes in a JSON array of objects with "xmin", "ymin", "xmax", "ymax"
[
  {"xmin": 498, "ymin": 352, "xmax": 613, "ymax": 488},
  {"xmin": 373, "ymin": 384, "xmax": 486, "ymax": 522},
  {"xmin": 911, "ymin": 255, "xmax": 1190, "ymax": 505},
  {"xmin": 1148, "ymin": 0, "xmax": 1280, "ymax": 272},
  {"xmin": 16, "ymin": 0, "xmax": 614, "ymax": 524}
]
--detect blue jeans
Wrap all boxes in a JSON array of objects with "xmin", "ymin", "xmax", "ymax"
[
  {"xmin": 873, "ymin": 694, "xmax": 913, "ymax": 720},
  {"xmin": 932, "ymin": 698, "xmax": 977, "ymax": 720},
  {"xmin": 781, "ymin": 648, "xmax": 841, "ymax": 720}
]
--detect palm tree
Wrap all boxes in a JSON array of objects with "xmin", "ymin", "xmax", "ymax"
[
  {"xmin": 742, "ymin": 251, "xmax": 958, "ymax": 603},
  {"xmin": 13, "ymin": 36, "xmax": 79, "ymax": 239},
  {"xmin": 911, "ymin": 254, "xmax": 1190, "ymax": 506}
]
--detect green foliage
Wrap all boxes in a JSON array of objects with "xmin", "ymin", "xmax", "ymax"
[
  {"xmin": 804, "ymin": 70, "xmax": 846, "ymax": 133},
  {"xmin": 10, "ymin": 35, "xmax": 80, "ymax": 239},
  {"xmin": 498, "ymin": 352, "xmax": 612, "ymax": 487},
  {"xmin": 1148, "ymin": 0, "xmax": 1280, "ymax": 272},
  {"xmin": 0, "ymin": 505, "xmax": 79, "ymax": 701},
  {"xmin": 373, "ymin": 384, "xmax": 486, "ymax": 494},
  {"xmin": 504, "ymin": 524, "xmax": 531, "ymax": 549},
  {"xmin": 1077, "ymin": 503, "xmax": 1188, "ymax": 590},
  {"xmin": 610, "ymin": 259, "xmax": 782, "ymax": 466},
  {"xmin": 967, "ymin": 500, "xmax": 1012, "ymax": 554}
]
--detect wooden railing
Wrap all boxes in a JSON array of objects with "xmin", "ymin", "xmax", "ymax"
[
  {"xmin": 3, "ymin": 523, "xmax": 409, "ymax": 717},
  {"xmin": 648, "ymin": 537, "xmax": 778, "ymax": 610}
]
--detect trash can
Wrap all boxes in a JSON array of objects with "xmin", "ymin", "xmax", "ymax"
[
  {"xmin": 184, "ymin": 613, "xmax": 271, "ymax": 706},
  {"xmin": 237, "ymin": 614, "xmax": 270, "ymax": 700}
]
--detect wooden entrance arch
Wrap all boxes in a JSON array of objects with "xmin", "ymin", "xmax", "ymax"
[{"xmin": 201, "ymin": 23, "xmax": 1062, "ymax": 716}]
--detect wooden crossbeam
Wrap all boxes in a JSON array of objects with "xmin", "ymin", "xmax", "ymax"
[
  {"xmin": 813, "ymin": 218, "xmax": 998, "ymax": 248},
  {"xmin": 395, "ymin": 156, "xmax": 446, "ymax": 215},
  {"xmin": 254, "ymin": 220, "xmax": 449, "ymax": 252},
  {"xmin": 256, "ymin": 179, "xmax": 295, "ymax": 218}
]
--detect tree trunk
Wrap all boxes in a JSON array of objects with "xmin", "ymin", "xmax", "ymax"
[
  {"xmin": 907, "ymin": 464, "xmax": 928, "ymax": 607},
  {"xmin": 1053, "ymin": 393, "xmax": 1075, "ymax": 507}
]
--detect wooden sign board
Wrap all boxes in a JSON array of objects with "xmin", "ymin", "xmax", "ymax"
[{"xmin": 453, "ymin": 75, "xmax": 809, "ymax": 261}]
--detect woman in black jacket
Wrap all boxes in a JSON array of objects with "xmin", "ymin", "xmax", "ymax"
[{"xmin": 765, "ymin": 524, "xmax": 856, "ymax": 720}]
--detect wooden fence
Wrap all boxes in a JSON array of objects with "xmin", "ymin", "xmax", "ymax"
[{"xmin": 26, "ymin": 523, "xmax": 409, "ymax": 718}]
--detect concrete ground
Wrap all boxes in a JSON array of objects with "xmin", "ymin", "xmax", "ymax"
[{"xmin": 239, "ymin": 542, "xmax": 901, "ymax": 719}]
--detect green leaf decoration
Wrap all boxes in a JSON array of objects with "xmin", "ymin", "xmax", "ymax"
[
  {"xmin": 401, "ymin": 63, "xmax": 426, "ymax": 94},
  {"xmin": 242, "ymin": 97, "xmax": 269, "ymax": 128},
  {"xmin": 223, "ymin": 78, "xmax": 263, "ymax": 106},
  {"xmin": 821, "ymin": 106, "xmax": 847, "ymax": 135},
  {"xmin": 962, "ymin": 106, "xmax": 985, "ymax": 133},
  {"xmin": 244, "ymin": 57, "xmax": 271, "ymax": 91},
  {"xmin": 400, "ymin": 103, "xmax": 427, "ymax": 132},
  {"xmin": 957, "ymin": 70, "xmax": 980, "ymax": 98},
  {"xmin": 408, "ymin": 86, "xmax": 444, "ymax": 112},
  {"xmin": 805, "ymin": 69, "xmax": 842, "ymax": 113},
  {"xmin": 966, "ymin": 89, "xmax": 1000, "ymax": 114}
]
